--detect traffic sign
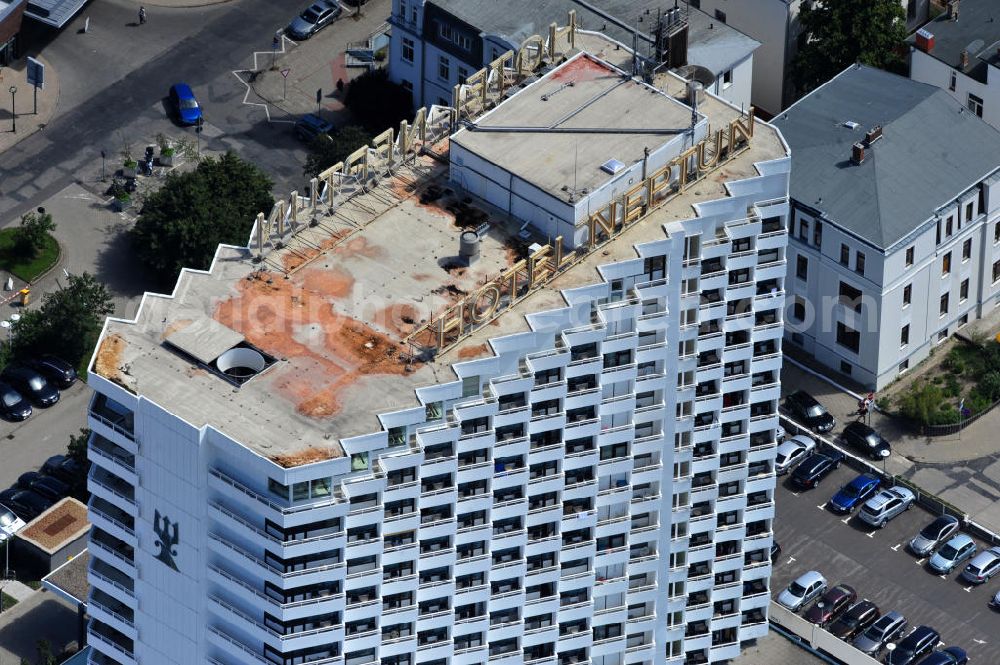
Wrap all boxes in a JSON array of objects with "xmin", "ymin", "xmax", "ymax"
[
  {"xmin": 26, "ymin": 57, "xmax": 44, "ymax": 89},
  {"xmin": 280, "ymin": 68, "xmax": 291, "ymax": 78}
]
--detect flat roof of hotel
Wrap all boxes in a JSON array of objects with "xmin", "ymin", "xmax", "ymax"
[{"xmin": 93, "ymin": 38, "xmax": 785, "ymax": 468}]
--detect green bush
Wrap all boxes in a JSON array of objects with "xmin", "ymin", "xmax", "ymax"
[
  {"xmin": 943, "ymin": 374, "xmax": 960, "ymax": 398},
  {"xmin": 967, "ymin": 390, "xmax": 992, "ymax": 415},
  {"xmin": 981, "ymin": 372, "xmax": 1000, "ymax": 401},
  {"xmin": 945, "ymin": 346, "xmax": 966, "ymax": 375},
  {"xmin": 931, "ymin": 375, "xmax": 943, "ymax": 385}
]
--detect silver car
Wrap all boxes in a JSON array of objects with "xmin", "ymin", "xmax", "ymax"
[
  {"xmin": 0, "ymin": 504, "xmax": 25, "ymax": 542},
  {"xmin": 853, "ymin": 610, "xmax": 906, "ymax": 655},
  {"xmin": 962, "ymin": 546, "xmax": 1000, "ymax": 584},
  {"xmin": 909, "ymin": 514, "xmax": 960, "ymax": 557},
  {"xmin": 776, "ymin": 570, "xmax": 827, "ymax": 611},
  {"xmin": 858, "ymin": 486, "xmax": 916, "ymax": 528},
  {"xmin": 775, "ymin": 434, "xmax": 816, "ymax": 475},
  {"xmin": 287, "ymin": 0, "xmax": 342, "ymax": 40}
]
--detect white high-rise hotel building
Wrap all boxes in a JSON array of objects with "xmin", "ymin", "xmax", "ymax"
[{"xmin": 83, "ymin": 38, "xmax": 789, "ymax": 665}]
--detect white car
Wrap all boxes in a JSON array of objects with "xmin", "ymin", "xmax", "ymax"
[
  {"xmin": 777, "ymin": 570, "xmax": 827, "ymax": 611},
  {"xmin": 775, "ymin": 434, "xmax": 816, "ymax": 475},
  {"xmin": 0, "ymin": 503, "xmax": 25, "ymax": 542}
]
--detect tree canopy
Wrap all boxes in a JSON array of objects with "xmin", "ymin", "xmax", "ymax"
[
  {"xmin": 792, "ymin": 0, "xmax": 908, "ymax": 97},
  {"xmin": 15, "ymin": 210, "xmax": 56, "ymax": 257},
  {"xmin": 344, "ymin": 68, "xmax": 413, "ymax": 135},
  {"xmin": 12, "ymin": 272, "xmax": 114, "ymax": 368},
  {"xmin": 130, "ymin": 152, "xmax": 274, "ymax": 287},
  {"xmin": 304, "ymin": 126, "xmax": 373, "ymax": 177}
]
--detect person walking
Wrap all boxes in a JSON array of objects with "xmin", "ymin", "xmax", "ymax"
[{"xmin": 138, "ymin": 6, "xmax": 147, "ymax": 24}]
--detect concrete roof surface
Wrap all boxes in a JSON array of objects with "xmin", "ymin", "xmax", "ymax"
[
  {"xmin": 430, "ymin": 0, "xmax": 757, "ymax": 74},
  {"xmin": 93, "ymin": 39, "xmax": 785, "ymax": 468},
  {"xmin": 451, "ymin": 53, "xmax": 695, "ymax": 203},
  {"xmin": 42, "ymin": 550, "xmax": 89, "ymax": 607},
  {"xmin": 908, "ymin": 0, "xmax": 1000, "ymax": 80},
  {"xmin": 772, "ymin": 64, "xmax": 1000, "ymax": 250}
]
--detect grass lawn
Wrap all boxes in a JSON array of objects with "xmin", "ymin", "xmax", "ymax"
[
  {"xmin": 0, "ymin": 228, "xmax": 59, "ymax": 283},
  {"xmin": 1, "ymin": 592, "xmax": 17, "ymax": 610}
]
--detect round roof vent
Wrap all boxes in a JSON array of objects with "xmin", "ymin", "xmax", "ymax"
[{"xmin": 216, "ymin": 347, "xmax": 266, "ymax": 380}]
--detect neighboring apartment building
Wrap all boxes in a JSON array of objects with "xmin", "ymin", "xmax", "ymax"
[
  {"xmin": 690, "ymin": 0, "xmax": 930, "ymax": 116},
  {"xmin": 773, "ymin": 64, "xmax": 1000, "ymax": 390},
  {"xmin": 910, "ymin": 0, "xmax": 1000, "ymax": 131},
  {"xmin": 0, "ymin": 0, "xmax": 25, "ymax": 65},
  {"xmin": 82, "ymin": 38, "xmax": 791, "ymax": 665},
  {"xmin": 388, "ymin": 0, "xmax": 759, "ymax": 111}
]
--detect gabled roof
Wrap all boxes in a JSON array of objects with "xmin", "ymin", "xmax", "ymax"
[{"xmin": 772, "ymin": 65, "xmax": 1000, "ymax": 250}]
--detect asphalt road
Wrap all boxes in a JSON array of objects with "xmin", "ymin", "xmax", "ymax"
[
  {"xmin": 0, "ymin": 0, "xmax": 391, "ymax": 225},
  {"xmin": 772, "ymin": 462, "xmax": 1000, "ymax": 663},
  {"xmin": 0, "ymin": 380, "xmax": 90, "ymax": 491}
]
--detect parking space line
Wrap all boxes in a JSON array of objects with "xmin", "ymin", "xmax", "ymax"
[
  {"xmin": 916, "ymin": 558, "xmax": 926, "ymax": 566},
  {"xmin": 784, "ymin": 556, "xmax": 796, "ymax": 565},
  {"xmin": 866, "ymin": 531, "xmax": 876, "ymax": 538},
  {"xmin": 891, "ymin": 543, "xmax": 901, "ymax": 551},
  {"xmin": 939, "ymin": 574, "xmax": 948, "ymax": 580},
  {"xmin": 816, "ymin": 504, "xmax": 826, "ymax": 511},
  {"xmin": 840, "ymin": 516, "xmax": 851, "ymax": 524},
  {"xmin": 963, "ymin": 586, "xmax": 972, "ymax": 593},
  {"xmin": 974, "ymin": 638, "xmax": 987, "ymax": 645}
]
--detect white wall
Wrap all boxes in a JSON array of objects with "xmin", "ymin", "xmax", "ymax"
[
  {"xmin": 710, "ymin": 54, "xmax": 754, "ymax": 112},
  {"xmin": 910, "ymin": 48, "xmax": 1000, "ymax": 132}
]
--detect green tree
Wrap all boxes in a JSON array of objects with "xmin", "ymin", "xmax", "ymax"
[
  {"xmin": 14, "ymin": 211, "xmax": 56, "ymax": 257},
  {"xmin": 303, "ymin": 126, "xmax": 373, "ymax": 177},
  {"xmin": 792, "ymin": 0, "xmax": 907, "ymax": 96},
  {"xmin": 12, "ymin": 272, "xmax": 114, "ymax": 368},
  {"xmin": 68, "ymin": 427, "xmax": 91, "ymax": 466},
  {"xmin": 344, "ymin": 68, "xmax": 413, "ymax": 135},
  {"xmin": 130, "ymin": 152, "xmax": 274, "ymax": 286}
]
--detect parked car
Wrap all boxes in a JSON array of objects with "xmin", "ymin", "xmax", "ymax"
[
  {"xmin": 828, "ymin": 599, "xmax": 880, "ymax": 640},
  {"xmin": 0, "ymin": 504, "xmax": 26, "ymax": 542},
  {"xmin": 828, "ymin": 474, "xmax": 880, "ymax": 514},
  {"xmin": 858, "ymin": 486, "xmax": 916, "ymax": 528},
  {"xmin": 775, "ymin": 434, "xmax": 816, "ymax": 475},
  {"xmin": 287, "ymin": 0, "xmax": 342, "ymax": 40},
  {"xmin": 1, "ymin": 366, "xmax": 58, "ymax": 407},
  {"xmin": 886, "ymin": 626, "xmax": 940, "ymax": 665},
  {"xmin": 0, "ymin": 381, "xmax": 31, "ymax": 421},
  {"xmin": 770, "ymin": 540, "xmax": 782, "ymax": 562},
  {"xmin": 784, "ymin": 390, "xmax": 836, "ymax": 433},
  {"xmin": 841, "ymin": 421, "xmax": 891, "ymax": 459},
  {"xmin": 294, "ymin": 113, "xmax": 335, "ymax": 142},
  {"xmin": 960, "ymin": 546, "xmax": 1000, "ymax": 584},
  {"xmin": 928, "ymin": 534, "xmax": 977, "ymax": 574},
  {"xmin": 0, "ymin": 489, "xmax": 54, "ymax": 522},
  {"xmin": 775, "ymin": 424, "xmax": 786, "ymax": 444},
  {"xmin": 989, "ymin": 588, "xmax": 1000, "ymax": 609},
  {"xmin": 804, "ymin": 584, "xmax": 856, "ymax": 625},
  {"xmin": 853, "ymin": 611, "xmax": 907, "ymax": 655},
  {"xmin": 17, "ymin": 471, "xmax": 70, "ymax": 502},
  {"xmin": 42, "ymin": 455, "xmax": 84, "ymax": 485},
  {"xmin": 909, "ymin": 515, "xmax": 961, "ymax": 557},
  {"xmin": 26, "ymin": 355, "xmax": 77, "ymax": 389},
  {"xmin": 790, "ymin": 450, "xmax": 845, "ymax": 490},
  {"xmin": 776, "ymin": 570, "xmax": 827, "ymax": 611},
  {"xmin": 169, "ymin": 83, "xmax": 202, "ymax": 125},
  {"xmin": 916, "ymin": 647, "xmax": 968, "ymax": 665}
]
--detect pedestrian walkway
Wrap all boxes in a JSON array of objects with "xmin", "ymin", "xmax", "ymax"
[
  {"xmin": 0, "ymin": 591, "xmax": 78, "ymax": 663},
  {"xmin": 0, "ymin": 55, "xmax": 60, "ymax": 154},
  {"xmin": 1, "ymin": 580, "xmax": 37, "ymax": 604}
]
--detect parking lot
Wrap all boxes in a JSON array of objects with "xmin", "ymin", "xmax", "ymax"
[{"xmin": 773, "ymin": 462, "xmax": 1000, "ymax": 662}]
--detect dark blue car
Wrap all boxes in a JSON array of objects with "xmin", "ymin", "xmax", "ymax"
[
  {"xmin": 917, "ymin": 646, "xmax": 967, "ymax": 665},
  {"xmin": 829, "ymin": 474, "xmax": 880, "ymax": 514},
  {"xmin": 169, "ymin": 83, "xmax": 202, "ymax": 125}
]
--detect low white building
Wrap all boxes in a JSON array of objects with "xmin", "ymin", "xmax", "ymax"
[
  {"xmin": 387, "ymin": 0, "xmax": 758, "ymax": 111},
  {"xmin": 909, "ymin": 0, "xmax": 1000, "ymax": 131},
  {"xmin": 691, "ymin": 0, "xmax": 930, "ymax": 117},
  {"xmin": 773, "ymin": 64, "xmax": 1000, "ymax": 390}
]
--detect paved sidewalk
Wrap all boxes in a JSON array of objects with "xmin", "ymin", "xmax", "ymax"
[
  {"xmin": 1, "ymin": 580, "xmax": 36, "ymax": 604},
  {"xmin": 133, "ymin": 0, "xmax": 236, "ymax": 7},
  {"xmin": 0, "ymin": 55, "xmax": 60, "ymax": 154}
]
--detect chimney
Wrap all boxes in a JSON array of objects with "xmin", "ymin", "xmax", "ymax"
[
  {"xmin": 851, "ymin": 142, "xmax": 866, "ymax": 165},
  {"xmin": 865, "ymin": 125, "xmax": 883, "ymax": 145},
  {"xmin": 960, "ymin": 49, "xmax": 969, "ymax": 69},
  {"xmin": 915, "ymin": 28, "xmax": 935, "ymax": 53},
  {"xmin": 948, "ymin": 0, "xmax": 960, "ymax": 21}
]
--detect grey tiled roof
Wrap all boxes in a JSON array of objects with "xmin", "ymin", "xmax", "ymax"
[{"xmin": 772, "ymin": 65, "xmax": 1000, "ymax": 250}]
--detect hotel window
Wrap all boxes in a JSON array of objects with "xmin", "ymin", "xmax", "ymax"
[
  {"xmin": 963, "ymin": 238, "xmax": 972, "ymax": 261},
  {"xmin": 995, "ymin": 224, "xmax": 1000, "ymax": 244},
  {"xmin": 796, "ymin": 255, "xmax": 808, "ymax": 280},
  {"xmin": 840, "ymin": 244, "xmax": 849, "ymax": 265},
  {"xmin": 900, "ymin": 325, "xmax": 909, "ymax": 347},
  {"xmin": 855, "ymin": 251, "xmax": 865, "ymax": 275},
  {"xmin": 438, "ymin": 55, "xmax": 450, "ymax": 81},
  {"xmin": 905, "ymin": 246, "xmax": 914, "ymax": 267},
  {"xmin": 940, "ymin": 293, "xmax": 950, "ymax": 316},
  {"xmin": 715, "ymin": 8, "xmax": 727, "ymax": 22},
  {"xmin": 799, "ymin": 219, "xmax": 808, "ymax": 242},
  {"xmin": 961, "ymin": 279, "xmax": 969, "ymax": 302},
  {"xmin": 903, "ymin": 284, "xmax": 911, "ymax": 306},
  {"xmin": 968, "ymin": 93, "xmax": 984, "ymax": 118},
  {"xmin": 792, "ymin": 299, "xmax": 805, "ymax": 321},
  {"xmin": 942, "ymin": 252, "xmax": 951, "ymax": 276},
  {"xmin": 401, "ymin": 37, "xmax": 415, "ymax": 63},
  {"xmin": 813, "ymin": 220, "xmax": 823, "ymax": 247},
  {"xmin": 946, "ymin": 217, "xmax": 953, "ymax": 237},
  {"xmin": 949, "ymin": 70, "xmax": 957, "ymax": 91},
  {"xmin": 722, "ymin": 68, "xmax": 732, "ymax": 88},
  {"xmin": 836, "ymin": 322, "xmax": 860, "ymax": 353},
  {"xmin": 994, "ymin": 259, "xmax": 1000, "ymax": 283},
  {"xmin": 967, "ymin": 202, "xmax": 975, "ymax": 221}
]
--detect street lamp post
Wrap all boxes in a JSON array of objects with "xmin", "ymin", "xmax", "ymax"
[{"xmin": 8, "ymin": 85, "xmax": 16, "ymax": 133}]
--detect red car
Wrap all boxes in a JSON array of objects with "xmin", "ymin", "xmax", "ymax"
[{"xmin": 804, "ymin": 583, "xmax": 856, "ymax": 625}]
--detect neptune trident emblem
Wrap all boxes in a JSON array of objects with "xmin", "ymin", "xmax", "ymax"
[{"xmin": 153, "ymin": 510, "xmax": 180, "ymax": 572}]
